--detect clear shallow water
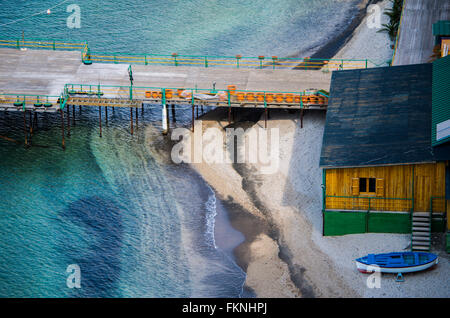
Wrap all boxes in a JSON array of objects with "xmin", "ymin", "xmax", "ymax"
[
  {"xmin": 0, "ymin": 0, "xmax": 359, "ymax": 57},
  {"xmin": 0, "ymin": 0, "xmax": 359, "ymax": 297},
  {"xmin": 0, "ymin": 106, "xmax": 245, "ymax": 297}
]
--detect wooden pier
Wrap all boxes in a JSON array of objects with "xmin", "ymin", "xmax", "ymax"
[{"xmin": 0, "ymin": 45, "xmax": 338, "ymax": 149}]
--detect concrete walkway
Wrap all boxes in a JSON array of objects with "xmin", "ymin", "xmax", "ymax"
[
  {"xmin": 393, "ymin": 0, "xmax": 450, "ymax": 66},
  {"xmin": 0, "ymin": 48, "xmax": 332, "ymax": 97}
]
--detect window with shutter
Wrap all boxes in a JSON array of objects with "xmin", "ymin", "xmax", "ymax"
[{"xmin": 352, "ymin": 178, "xmax": 359, "ymax": 196}]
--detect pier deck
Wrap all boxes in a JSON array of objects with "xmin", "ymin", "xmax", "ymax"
[{"xmin": 0, "ymin": 47, "xmax": 332, "ymax": 100}]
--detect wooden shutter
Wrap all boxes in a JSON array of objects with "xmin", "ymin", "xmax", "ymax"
[
  {"xmin": 352, "ymin": 178, "xmax": 359, "ymax": 196},
  {"xmin": 376, "ymin": 179, "xmax": 384, "ymax": 197}
]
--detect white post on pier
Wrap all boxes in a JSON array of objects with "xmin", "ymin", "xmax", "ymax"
[{"xmin": 162, "ymin": 103, "xmax": 169, "ymax": 135}]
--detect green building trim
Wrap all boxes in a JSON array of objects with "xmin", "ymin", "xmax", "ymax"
[
  {"xmin": 432, "ymin": 55, "xmax": 450, "ymax": 146},
  {"xmin": 323, "ymin": 210, "xmax": 446, "ymax": 236},
  {"xmin": 433, "ymin": 20, "xmax": 450, "ymax": 37}
]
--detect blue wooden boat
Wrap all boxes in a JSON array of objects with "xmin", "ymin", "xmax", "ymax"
[{"xmin": 355, "ymin": 252, "xmax": 438, "ymax": 274}]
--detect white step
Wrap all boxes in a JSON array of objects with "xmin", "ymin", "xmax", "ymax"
[
  {"xmin": 412, "ymin": 240, "xmax": 430, "ymax": 246},
  {"xmin": 412, "ymin": 231, "xmax": 430, "ymax": 237},
  {"xmin": 412, "ymin": 212, "xmax": 431, "ymax": 217},
  {"xmin": 413, "ymin": 217, "xmax": 430, "ymax": 222},
  {"xmin": 412, "ymin": 236, "xmax": 430, "ymax": 242},
  {"xmin": 412, "ymin": 246, "xmax": 430, "ymax": 251},
  {"xmin": 412, "ymin": 222, "xmax": 430, "ymax": 227},
  {"xmin": 412, "ymin": 227, "xmax": 429, "ymax": 232}
]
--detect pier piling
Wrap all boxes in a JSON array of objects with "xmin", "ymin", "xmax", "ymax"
[
  {"xmin": 67, "ymin": 106, "xmax": 71, "ymax": 137},
  {"xmin": 171, "ymin": 104, "xmax": 176, "ymax": 122},
  {"xmin": 60, "ymin": 109, "xmax": 65, "ymax": 150},
  {"xmin": 136, "ymin": 107, "xmax": 138, "ymax": 129},
  {"xmin": 130, "ymin": 107, "xmax": 134, "ymax": 135},
  {"xmin": 162, "ymin": 104, "xmax": 169, "ymax": 135},
  {"xmin": 99, "ymin": 106, "xmax": 102, "ymax": 137},
  {"xmin": 23, "ymin": 111, "xmax": 28, "ymax": 146}
]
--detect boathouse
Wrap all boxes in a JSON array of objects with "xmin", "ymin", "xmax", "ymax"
[
  {"xmin": 319, "ymin": 61, "xmax": 449, "ymax": 251},
  {"xmin": 431, "ymin": 55, "xmax": 450, "ymax": 252}
]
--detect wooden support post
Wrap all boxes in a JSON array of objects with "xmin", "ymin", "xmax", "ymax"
[
  {"xmin": 192, "ymin": 104, "xmax": 195, "ymax": 132},
  {"xmin": 29, "ymin": 111, "xmax": 33, "ymax": 136},
  {"xmin": 73, "ymin": 105, "xmax": 76, "ymax": 126},
  {"xmin": 135, "ymin": 107, "xmax": 138, "ymax": 129},
  {"xmin": 228, "ymin": 106, "xmax": 231, "ymax": 124},
  {"xmin": 300, "ymin": 108, "xmax": 304, "ymax": 129},
  {"xmin": 171, "ymin": 104, "xmax": 176, "ymax": 122},
  {"xmin": 33, "ymin": 112, "xmax": 38, "ymax": 133},
  {"xmin": 201, "ymin": 105, "xmax": 204, "ymax": 114},
  {"xmin": 67, "ymin": 105, "xmax": 71, "ymax": 137},
  {"xmin": 60, "ymin": 109, "xmax": 66, "ymax": 150},
  {"xmin": 105, "ymin": 106, "xmax": 108, "ymax": 125},
  {"xmin": 79, "ymin": 105, "xmax": 82, "ymax": 114},
  {"xmin": 265, "ymin": 107, "xmax": 268, "ymax": 129},
  {"xmin": 130, "ymin": 107, "xmax": 134, "ymax": 135},
  {"xmin": 99, "ymin": 106, "xmax": 102, "ymax": 137},
  {"xmin": 23, "ymin": 110, "xmax": 28, "ymax": 146}
]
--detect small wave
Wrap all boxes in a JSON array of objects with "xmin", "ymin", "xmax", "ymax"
[{"xmin": 204, "ymin": 183, "xmax": 218, "ymax": 249}]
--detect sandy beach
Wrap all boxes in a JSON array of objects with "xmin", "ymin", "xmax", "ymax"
[{"xmin": 184, "ymin": 0, "xmax": 450, "ymax": 298}]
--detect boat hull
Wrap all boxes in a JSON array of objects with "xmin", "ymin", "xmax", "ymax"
[{"xmin": 355, "ymin": 258, "xmax": 438, "ymax": 274}]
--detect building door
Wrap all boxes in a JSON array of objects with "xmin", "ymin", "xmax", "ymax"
[{"xmin": 414, "ymin": 175, "xmax": 431, "ymax": 212}]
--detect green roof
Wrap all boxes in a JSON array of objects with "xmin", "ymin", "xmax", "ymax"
[
  {"xmin": 432, "ymin": 55, "xmax": 450, "ymax": 146},
  {"xmin": 433, "ymin": 21, "xmax": 450, "ymax": 36}
]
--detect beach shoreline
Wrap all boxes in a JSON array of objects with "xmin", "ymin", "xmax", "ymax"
[
  {"xmin": 185, "ymin": 0, "xmax": 388, "ymax": 298},
  {"xmin": 185, "ymin": 0, "xmax": 449, "ymax": 298},
  {"xmin": 289, "ymin": 0, "xmax": 383, "ymax": 62}
]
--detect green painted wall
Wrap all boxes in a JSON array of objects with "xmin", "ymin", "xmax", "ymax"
[
  {"xmin": 323, "ymin": 211, "xmax": 410, "ymax": 236},
  {"xmin": 323, "ymin": 211, "xmax": 366, "ymax": 236},
  {"xmin": 431, "ymin": 216, "xmax": 447, "ymax": 233},
  {"xmin": 368, "ymin": 213, "xmax": 411, "ymax": 233}
]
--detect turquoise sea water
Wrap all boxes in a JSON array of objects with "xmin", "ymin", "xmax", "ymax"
[{"xmin": 0, "ymin": 0, "xmax": 359, "ymax": 297}]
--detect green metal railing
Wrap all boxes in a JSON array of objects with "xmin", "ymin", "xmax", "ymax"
[
  {"xmin": 63, "ymin": 83, "xmax": 329, "ymax": 108},
  {"xmin": 0, "ymin": 93, "xmax": 62, "ymax": 111},
  {"xmin": 430, "ymin": 196, "xmax": 446, "ymax": 213},
  {"xmin": 324, "ymin": 195, "xmax": 413, "ymax": 212},
  {"xmin": 84, "ymin": 51, "xmax": 375, "ymax": 70},
  {"xmin": 0, "ymin": 37, "xmax": 380, "ymax": 71}
]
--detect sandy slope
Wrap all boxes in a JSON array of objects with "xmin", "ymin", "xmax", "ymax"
[{"xmin": 183, "ymin": 0, "xmax": 449, "ymax": 298}]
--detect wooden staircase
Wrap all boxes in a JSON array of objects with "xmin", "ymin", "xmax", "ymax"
[{"xmin": 411, "ymin": 212, "xmax": 431, "ymax": 251}]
